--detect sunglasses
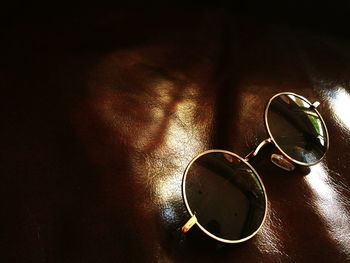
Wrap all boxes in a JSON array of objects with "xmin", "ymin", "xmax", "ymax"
[{"xmin": 180, "ymin": 92, "xmax": 329, "ymax": 243}]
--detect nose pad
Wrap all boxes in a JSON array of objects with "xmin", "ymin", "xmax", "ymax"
[{"xmin": 270, "ymin": 153, "xmax": 295, "ymax": 171}]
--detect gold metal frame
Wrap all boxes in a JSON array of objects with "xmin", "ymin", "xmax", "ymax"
[
  {"xmin": 264, "ymin": 92, "xmax": 330, "ymax": 167},
  {"xmin": 180, "ymin": 92, "xmax": 329, "ymax": 244},
  {"xmin": 181, "ymin": 149, "xmax": 268, "ymax": 244}
]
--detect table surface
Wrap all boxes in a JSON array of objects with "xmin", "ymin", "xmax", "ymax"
[{"xmin": 1, "ymin": 8, "xmax": 350, "ymax": 262}]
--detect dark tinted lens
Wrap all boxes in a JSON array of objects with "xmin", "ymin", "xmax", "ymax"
[
  {"xmin": 184, "ymin": 151, "xmax": 266, "ymax": 242},
  {"xmin": 266, "ymin": 94, "xmax": 328, "ymax": 164}
]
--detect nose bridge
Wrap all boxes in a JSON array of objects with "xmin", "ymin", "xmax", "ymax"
[
  {"xmin": 244, "ymin": 138, "xmax": 272, "ymax": 162},
  {"xmin": 245, "ymin": 138, "xmax": 297, "ymax": 172}
]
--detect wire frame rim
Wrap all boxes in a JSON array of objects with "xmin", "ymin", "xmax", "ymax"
[
  {"xmin": 264, "ymin": 91, "xmax": 330, "ymax": 167},
  {"xmin": 182, "ymin": 149, "xmax": 268, "ymax": 244}
]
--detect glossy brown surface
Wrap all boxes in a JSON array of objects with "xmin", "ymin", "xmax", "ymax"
[{"xmin": 2, "ymin": 8, "xmax": 350, "ymax": 262}]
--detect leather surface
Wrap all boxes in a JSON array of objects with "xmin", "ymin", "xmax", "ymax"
[{"xmin": 1, "ymin": 9, "xmax": 350, "ymax": 262}]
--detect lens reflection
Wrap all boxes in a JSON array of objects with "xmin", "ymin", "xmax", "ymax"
[
  {"xmin": 266, "ymin": 94, "xmax": 328, "ymax": 164},
  {"xmin": 184, "ymin": 151, "xmax": 266, "ymax": 242}
]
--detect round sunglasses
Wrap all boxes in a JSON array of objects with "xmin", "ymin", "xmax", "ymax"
[{"xmin": 180, "ymin": 92, "xmax": 329, "ymax": 243}]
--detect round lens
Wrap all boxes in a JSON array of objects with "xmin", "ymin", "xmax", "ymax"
[
  {"xmin": 182, "ymin": 150, "xmax": 267, "ymax": 243},
  {"xmin": 266, "ymin": 93, "xmax": 328, "ymax": 165}
]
